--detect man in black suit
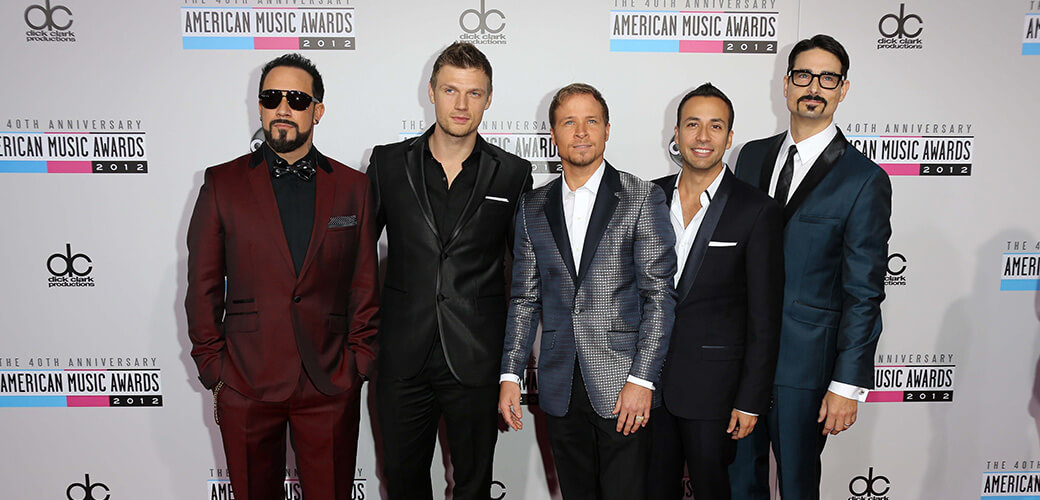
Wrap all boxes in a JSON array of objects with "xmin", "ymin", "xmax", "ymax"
[
  {"xmin": 366, "ymin": 42, "xmax": 533, "ymax": 500},
  {"xmin": 647, "ymin": 83, "xmax": 784, "ymax": 500}
]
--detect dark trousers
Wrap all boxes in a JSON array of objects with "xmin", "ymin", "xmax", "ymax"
[
  {"xmin": 648, "ymin": 405, "xmax": 736, "ymax": 500},
  {"xmin": 218, "ymin": 370, "xmax": 361, "ymax": 500},
  {"xmin": 376, "ymin": 340, "xmax": 499, "ymax": 500},
  {"xmin": 545, "ymin": 362, "xmax": 650, "ymax": 500},
  {"xmin": 729, "ymin": 385, "xmax": 829, "ymax": 500}
]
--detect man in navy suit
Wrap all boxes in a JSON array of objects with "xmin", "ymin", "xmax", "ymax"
[
  {"xmin": 728, "ymin": 34, "xmax": 893, "ymax": 500},
  {"xmin": 648, "ymin": 83, "xmax": 783, "ymax": 500}
]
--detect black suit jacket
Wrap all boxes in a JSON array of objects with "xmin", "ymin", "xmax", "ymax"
[
  {"xmin": 652, "ymin": 168, "xmax": 784, "ymax": 420},
  {"xmin": 368, "ymin": 127, "xmax": 533, "ymax": 386}
]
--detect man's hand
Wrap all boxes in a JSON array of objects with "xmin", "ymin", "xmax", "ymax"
[
  {"xmin": 612, "ymin": 382, "xmax": 652, "ymax": 435},
  {"xmin": 726, "ymin": 409, "xmax": 757, "ymax": 440},
  {"xmin": 818, "ymin": 391, "xmax": 858, "ymax": 435},
  {"xmin": 499, "ymin": 381, "xmax": 523, "ymax": 431}
]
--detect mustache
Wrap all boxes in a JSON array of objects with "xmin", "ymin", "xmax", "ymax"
[
  {"xmin": 269, "ymin": 119, "xmax": 298, "ymax": 129},
  {"xmin": 798, "ymin": 95, "xmax": 828, "ymax": 106}
]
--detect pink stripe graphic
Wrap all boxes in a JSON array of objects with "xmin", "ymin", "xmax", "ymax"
[
  {"xmin": 679, "ymin": 40, "xmax": 723, "ymax": 53},
  {"xmin": 865, "ymin": 391, "xmax": 903, "ymax": 403},
  {"xmin": 879, "ymin": 164, "xmax": 919, "ymax": 176},
  {"xmin": 48, "ymin": 161, "xmax": 92, "ymax": 173},
  {"xmin": 67, "ymin": 396, "xmax": 110, "ymax": 407},
  {"xmin": 254, "ymin": 37, "xmax": 299, "ymax": 50}
]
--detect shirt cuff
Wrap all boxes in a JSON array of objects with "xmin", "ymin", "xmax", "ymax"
[
  {"xmin": 500, "ymin": 373, "xmax": 521, "ymax": 385},
  {"xmin": 735, "ymin": 409, "xmax": 758, "ymax": 417},
  {"xmin": 829, "ymin": 380, "xmax": 869, "ymax": 402},
  {"xmin": 626, "ymin": 375, "xmax": 655, "ymax": 391}
]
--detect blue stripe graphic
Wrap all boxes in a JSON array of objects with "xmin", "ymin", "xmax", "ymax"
[
  {"xmin": 1023, "ymin": 43, "xmax": 1040, "ymax": 55},
  {"xmin": 0, "ymin": 161, "xmax": 47, "ymax": 173},
  {"xmin": 1001, "ymin": 279, "xmax": 1040, "ymax": 291},
  {"xmin": 183, "ymin": 37, "xmax": 254, "ymax": 50},
  {"xmin": 610, "ymin": 39, "xmax": 679, "ymax": 52},
  {"xmin": 0, "ymin": 396, "xmax": 67, "ymax": 407}
]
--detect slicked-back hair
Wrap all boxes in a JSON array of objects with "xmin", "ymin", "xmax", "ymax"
[
  {"xmin": 259, "ymin": 53, "xmax": 325, "ymax": 102},
  {"xmin": 549, "ymin": 83, "xmax": 609, "ymax": 128},
  {"xmin": 787, "ymin": 34, "xmax": 850, "ymax": 77},
  {"xmin": 429, "ymin": 42, "xmax": 493, "ymax": 92},
  {"xmin": 675, "ymin": 82, "xmax": 735, "ymax": 131}
]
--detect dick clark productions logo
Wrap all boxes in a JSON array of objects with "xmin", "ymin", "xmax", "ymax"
[
  {"xmin": 877, "ymin": 3, "xmax": 923, "ymax": 49},
  {"xmin": 67, "ymin": 473, "xmax": 110, "ymax": 500},
  {"xmin": 849, "ymin": 467, "xmax": 890, "ymax": 499},
  {"xmin": 47, "ymin": 243, "xmax": 94, "ymax": 287}
]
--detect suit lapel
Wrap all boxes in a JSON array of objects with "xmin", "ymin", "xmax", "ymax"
[
  {"xmin": 577, "ymin": 162, "xmax": 621, "ymax": 285},
  {"xmin": 297, "ymin": 152, "xmax": 336, "ymax": 281},
  {"xmin": 544, "ymin": 177, "xmax": 578, "ymax": 283},
  {"xmin": 246, "ymin": 149, "xmax": 296, "ymax": 276},
  {"xmin": 445, "ymin": 136, "xmax": 499, "ymax": 246},
  {"xmin": 757, "ymin": 133, "xmax": 786, "ymax": 193},
  {"xmin": 654, "ymin": 174, "xmax": 677, "ymax": 206},
  {"xmin": 782, "ymin": 129, "xmax": 848, "ymax": 223},
  {"xmin": 403, "ymin": 130, "xmax": 441, "ymax": 241},
  {"xmin": 675, "ymin": 169, "xmax": 732, "ymax": 304}
]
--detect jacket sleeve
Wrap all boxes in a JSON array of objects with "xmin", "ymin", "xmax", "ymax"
[
  {"xmin": 501, "ymin": 195, "xmax": 542, "ymax": 377},
  {"xmin": 184, "ymin": 168, "xmax": 227, "ymax": 390},
  {"xmin": 628, "ymin": 185, "xmax": 677, "ymax": 383},
  {"xmin": 347, "ymin": 180, "xmax": 380, "ymax": 379},
  {"xmin": 832, "ymin": 168, "xmax": 893, "ymax": 388},
  {"xmin": 734, "ymin": 200, "xmax": 784, "ymax": 414}
]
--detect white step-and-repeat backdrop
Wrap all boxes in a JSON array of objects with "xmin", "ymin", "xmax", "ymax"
[{"xmin": 3, "ymin": 0, "xmax": 1040, "ymax": 498}]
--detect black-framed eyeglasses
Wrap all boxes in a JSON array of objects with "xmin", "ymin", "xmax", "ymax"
[
  {"xmin": 259, "ymin": 89, "xmax": 320, "ymax": 111},
  {"xmin": 788, "ymin": 70, "xmax": 844, "ymax": 90}
]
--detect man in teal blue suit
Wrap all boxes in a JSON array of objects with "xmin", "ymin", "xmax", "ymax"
[{"xmin": 728, "ymin": 34, "xmax": 892, "ymax": 500}]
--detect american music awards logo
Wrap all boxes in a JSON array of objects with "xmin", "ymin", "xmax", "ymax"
[
  {"xmin": 0, "ymin": 356, "xmax": 163, "ymax": 408},
  {"xmin": 207, "ymin": 467, "xmax": 368, "ymax": 499},
  {"xmin": 1001, "ymin": 240, "xmax": 1040, "ymax": 291},
  {"xmin": 1, "ymin": 118, "xmax": 147, "ymax": 174},
  {"xmin": 842, "ymin": 121, "xmax": 973, "ymax": 177},
  {"xmin": 181, "ymin": 0, "xmax": 355, "ymax": 50},
  {"xmin": 609, "ymin": 0, "xmax": 778, "ymax": 53},
  {"xmin": 458, "ymin": 0, "xmax": 507, "ymax": 45},
  {"xmin": 1024, "ymin": 1, "xmax": 1040, "ymax": 55},
  {"xmin": 982, "ymin": 460, "xmax": 1040, "ymax": 499},
  {"xmin": 867, "ymin": 353, "xmax": 954, "ymax": 403},
  {"xmin": 24, "ymin": 0, "xmax": 76, "ymax": 43}
]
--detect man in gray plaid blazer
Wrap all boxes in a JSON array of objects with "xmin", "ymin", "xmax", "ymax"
[{"xmin": 499, "ymin": 84, "xmax": 677, "ymax": 500}]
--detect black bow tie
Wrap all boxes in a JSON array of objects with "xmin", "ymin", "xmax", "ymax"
[{"xmin": 271, "ymin": 157, "xmax": 316, "ymax": 181}]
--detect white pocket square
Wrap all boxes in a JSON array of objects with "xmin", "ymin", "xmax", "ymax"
[
  {"xmin": 485, "ymin": 195, "xmax": 510, "ymax": 203},
  {"xmin": 708, "ymin": 241, "xmax": 738, "ymax": 247}
]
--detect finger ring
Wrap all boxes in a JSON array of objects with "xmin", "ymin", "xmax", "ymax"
[
  {"xmin": 844, "ymin": 422, "xmax": 851, "ymax": 427},
  {"xmin": 635, "ymin": 415, "xmax": 645, "ymax": 422}
]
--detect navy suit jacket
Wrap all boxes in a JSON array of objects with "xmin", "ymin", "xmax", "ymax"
[
  {"xmin": 652, "ymin": 169, "xmax": 784, "ymax": 420},
  {"xmin": 734, "ymin": 129, "xmax": 891, "ymax": 391},
  {"xmin": 501, "ymin": 162, "xmax": 677, "ymax": 418}
]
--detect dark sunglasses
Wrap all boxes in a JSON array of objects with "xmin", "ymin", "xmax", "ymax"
[{"xmin": 258, "ymin": 89, "xmax": 320, "ymax": 111}]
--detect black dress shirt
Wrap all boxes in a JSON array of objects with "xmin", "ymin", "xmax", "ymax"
[
  {"xmin": 261, "ymin": 143, "xmax": 328, "ymax": 275},
  {"xmin": 422, "ymin": 141, "xmax": 481, "ymax": 245}
]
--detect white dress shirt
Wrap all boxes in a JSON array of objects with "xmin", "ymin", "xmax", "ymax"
[
  {"xmin": 769, "ymin": 124, "xmax": 868, "ymax": 403},
  {"xmin": 670, "ymin": 167, "xmax": 756, "ymax": 416},
  {"xmin": 500, "ymin": 161, "xmax": 654, "ymax": 391}
]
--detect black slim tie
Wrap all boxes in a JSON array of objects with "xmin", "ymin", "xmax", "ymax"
[{"xmin": 774, "ymin": 145, "xmax": 797, "ymax": 207}]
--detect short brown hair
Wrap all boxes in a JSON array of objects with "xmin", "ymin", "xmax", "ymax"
[
  {"xmin": 549, "ymin": 83, "xmax": 609, "ymax": 128},
  {"xmin": 429, "ymin": 42, "xmax": 493, "ymax": 92}
]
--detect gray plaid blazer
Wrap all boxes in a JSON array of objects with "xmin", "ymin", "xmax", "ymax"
[{"xmin": 501, "ymin": 162, "xmax": 677, "ymax": 418}]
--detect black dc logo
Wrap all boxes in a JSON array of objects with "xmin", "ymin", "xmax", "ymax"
[
  {"xmin": 250, "ymin": 128, "xmax": 265, "ymax": 151},
  {"xmin": 878, "ymin": 3, "xmax": 922, "ymax": 39},
  {"xmin": 48, "ymin": 243, "xmax": 92, "ymax": 277},
  {"xmin": 849, "ymin": 467, "xmax": 890, "ymax": 496},
  {"xmin": 887, "ymin": 253, "xmax": 907, "ymax": 276},
  {"xmin": 67, "ymin": 474, "xmax": 110, "ymax": 500},
  {"xmin": 25, "ymin": 0, "xmax": 73, "ymax": 31},
  {"xmin": 667, "ymin": 136, "xmax": 682, "ymax": 166},
  {"xmin": 491, "ymin": 480, "xmax": 506, "ymax": 500},
  {"xmin": 460, "ymin": 0, "xmax": 504, "ymax": 34}
]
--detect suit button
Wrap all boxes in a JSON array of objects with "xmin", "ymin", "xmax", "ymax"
[
  {"xmin": 293, "ymin": 296, "xmax": 302, "ymax": 303},
  {"xmin": 573, "ymin": 307, "xmax": 581, "ymax": 314},
  {"xmin": 441, "ymin": 251, "xmax": 449, "ymax": 260},
  {"xmin": 437, "ymin": 294, "xmax": 446, "ymax": 302}
]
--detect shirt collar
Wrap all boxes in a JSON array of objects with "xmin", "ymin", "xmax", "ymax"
[
  {"xmin": 422, "ymin": 136, "xmax": 482, "ymax": 169},
  {"xmin": 673, "ymin": 164, "xmax": 725, "ymax": 205},
  {"xmin": 782, "ymin": 123, "xmax": 838, "ymax": 160},
  {"xmin": 562, "ymin": 160, "xmax": 605, "ymax": 197}
]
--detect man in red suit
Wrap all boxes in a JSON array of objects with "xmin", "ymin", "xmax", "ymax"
[{"xmin": 185, "ymin": 53, "xmax": 379, "ymax": 500}]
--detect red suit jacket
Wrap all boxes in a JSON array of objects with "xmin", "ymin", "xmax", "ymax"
[{"xmin": 185, "ymin": 149, "xmax": 379, "ymax": 402}]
